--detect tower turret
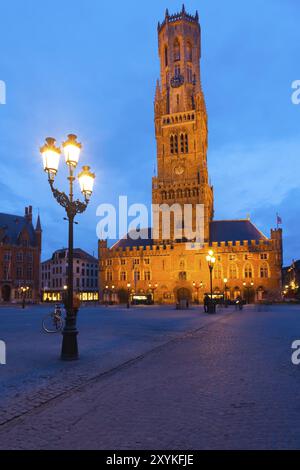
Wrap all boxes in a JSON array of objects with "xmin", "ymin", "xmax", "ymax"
[{"xmin": 153, "ymin": 7, "xmax": 214, "ymax": 242}]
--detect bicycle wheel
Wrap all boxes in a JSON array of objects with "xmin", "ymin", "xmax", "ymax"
[{"xmin": 42, "ymin": 313, "xmax": 63, "ymax": 333}]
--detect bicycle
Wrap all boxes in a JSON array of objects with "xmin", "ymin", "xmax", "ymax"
[{"xmin": 42, "ymin": 304, "xmax": 64, "ymax": 333}]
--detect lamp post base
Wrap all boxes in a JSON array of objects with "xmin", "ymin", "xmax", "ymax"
[{"xmin": 61, "ymin": 330, "xmax": 79, "ymax": 361}]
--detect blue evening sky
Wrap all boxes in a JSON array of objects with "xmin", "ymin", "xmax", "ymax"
[{"xmin": 0, "ymin": 0, "xmax": 299, "ymax": 265}]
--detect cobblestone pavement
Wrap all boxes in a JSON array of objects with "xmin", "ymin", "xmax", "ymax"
[{"xmin": 0, "ymin": 304, "xmax": 300, "ymax": 449}]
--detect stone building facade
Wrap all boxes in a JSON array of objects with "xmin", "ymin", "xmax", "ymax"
[
  {"xmin": 98, "ymin": 7, "xmax": 283, "ymax": 304},
  {"xmin": 0, "ymin": 206, "xmax": 42, "ymax": 303},
  {"xmin": 41, "ymin": 248, "xmax": 99, "ymax": 303}
]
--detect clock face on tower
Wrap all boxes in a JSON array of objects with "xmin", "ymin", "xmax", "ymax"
[
  {"xmin": 174, "ymin": 166, "xmax": 185, "ymax": 176},
  {"xmin": 170, "ymin": 74, "xmax": 184, "ymax": 88}
]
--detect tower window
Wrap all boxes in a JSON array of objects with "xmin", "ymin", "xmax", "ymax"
[
  {"xmin": 187, "ymin": 42, "xmax": 193, "ymax": 62},
  {"xmin": 180, "ymin": 134, "xmax": 189, "ymax": 154},
  {"xmin": 174, "ymin": 39, "xmax": 181, "ymax": 61},
  {"xmin": 187, "ymin": 66, "xmax": 193, "ymax": 83},
  {"xmin": 165, "ymin": 46, "xmax": 168, "ymax": 67},
  {"xmin": 170, "ymin": 134, "xmax": 178, "ymax": 154},
  {"xmin": 175, "ymin": 65, "xmax": 181, "ymax": 77}
]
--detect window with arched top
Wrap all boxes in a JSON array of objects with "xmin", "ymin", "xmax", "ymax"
[
  {"xmin": 174, "ymin": 39, "xmax": 181, "ymax": 61},
  {"xmin": 214, "ymin": 264, "xmax": 222, "ymax": 280},
  {"xmin": 187, "ymin": 66, "xmax": 193, "ymax": 83},
  {"xmin": 106, "ymin": 270, "xmax": 113, "ymax": 282},
  {"xmin": 179, "ymin": 271, "xmax": 187, "ymax": 281},
  {"xmin": 170, "ymin": 134, "xmax": 178, "ymax": 154},
  {"xmin": 180, "ymin": 134, "xmax": 189, "ymax": 153},
  {"xmin": 187, "ymin": 42, "xmax": 192, "ymax": 62},
  {"xmin": 120, "ymin": 271, "xmax": 127, "ymax": 281},
  {"xmin": 229, "ymin": 263, "xmax": 238, "ymax": 280},
  {"xmin": 244, "ymin": 263, "xmax": 253, "ymax": 279},
  {"xmin": 260, "ymin": 263, "xmax": 269, "ymax": 278}
]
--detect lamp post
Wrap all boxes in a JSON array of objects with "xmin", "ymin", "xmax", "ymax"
[
  {"xmin": 243, "ymin": 281, "xmax": 254, "ymax": 304},
  {"xmin": 127, "ymin": 283, "xmax": 131, "ymax": 309},
  {"xmin": 223, "ymin": 277, "xmax": 229, "ymax": 308},
  {"xmin": 192, "ymin": 282, "xmax": 200, "ymax": 304},
  {"xmin": 206, "ymin": 250, "xmax": 216, "ymax": 313},
  {"xmin": 149, "ymin": 283, "xmax": 158, "ymax": 304},
  {"xmin": 40, "ymin": 134, "xmax": 95, "ymax": 361},
  {"xmin": 20, "ymin": 286, "xmax": 30, "ymax": 309}
]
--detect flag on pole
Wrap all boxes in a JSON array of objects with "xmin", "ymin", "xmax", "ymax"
[{"xmin": 276, "ymin": 214, "xmax": 282, "ymax": 227}]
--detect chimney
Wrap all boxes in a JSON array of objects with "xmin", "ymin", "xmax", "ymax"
[{"xmin": 25, "ymin": 206, "xmax": 32, "ymax": 223}]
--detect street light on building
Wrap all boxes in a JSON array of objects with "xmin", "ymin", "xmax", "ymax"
[
  {"xmin": 206, "ymin": 250, "xmax": 216, "ymax": 313},
  {"xmin": 40, "ymin": 134, "xmax": 95, "ymax": 361}
]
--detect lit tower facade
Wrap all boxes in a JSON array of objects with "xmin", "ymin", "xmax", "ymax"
[{"xmin": 153, "ymin": 5, "xmax": 214, "ymax": 242}]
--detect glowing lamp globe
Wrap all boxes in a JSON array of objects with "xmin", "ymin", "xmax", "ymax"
[
  {"xmin": 63, "ymin": 134, "xmax": 82, "ymax": 167},
  {"xmin": 40, "ymin": 138, "xmax": 61, "ymax": 179},
  {"xmin": 78, "ymin": 165, "xmax": 95, "ymax": 199}
]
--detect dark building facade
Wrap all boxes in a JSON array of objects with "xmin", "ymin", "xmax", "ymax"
[{"xmin": 0, "ymin": 206, "xmax": 42, "ymax": 303}]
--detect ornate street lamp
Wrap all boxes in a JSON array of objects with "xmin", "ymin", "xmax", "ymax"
[
  {"xmin": 206, "ymin": 250, "xmax": 216, "ymax": 313},
  {"xmin": 40, "ymin": 134, "xmax": 95, "ymax": 361}
]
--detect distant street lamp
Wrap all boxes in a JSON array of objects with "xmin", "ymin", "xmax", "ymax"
[
  {"xmin": 206, "ymin": 250, "xmax": 216, "ymax": 313},
  {"xmin": 243, "ymin": 281, "xmax": 254, "ymax": 304},
  {"xmin": 192, "ymin": 282, "xmax": 201, "ymax": 304},
  {"xmin": 223, "ymin": 278, "xmax": 229, "ymax": 308},
  {"xmin": 20, "ymin": 286, "xmax": 30, "ymax": 309},
  {"xmin": 40, "ymin": 134, "xmax": 95, "ymax": 361},
  {"xmin": 127, "ymin": 283, "xmax": 131, "ymax": 309},
  {"xmin": 149, "ymin": 283, "xmax": 158, "ymax": 304}
]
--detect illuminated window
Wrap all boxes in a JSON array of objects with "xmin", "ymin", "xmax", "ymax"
[
  {"xmin": 260, "ymin": 263, "xmax": 269, "ymax": 278},
  {"xmin": 229, "ymin": 264, "xmax": 238, "ymax": 280},
  {"xmin": 214, "ymin": 265, "xmax": 222, "ymax": 280},
  {"xmin": 120, "ymin": 271, "xmax": 127, "ymax": 281},
  {"xmin": 244, "ymin": 264, "xmax": 253, "ymax": 279},
  {"xmin": 106, "ymin": 271, "xmax": 113, "ymax": 282},
  {"xmin": 144, "ymin": 271, "xmax": 151, "ymax": 281}
]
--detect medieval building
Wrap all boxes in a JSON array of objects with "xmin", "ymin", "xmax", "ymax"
[
  {"xmin": 98, "ymin": 6, "xmax": 283, "ymax": 304},
  {"xmin": 0, "ymin": 206, "xmax": 42, "ymax": 303}
]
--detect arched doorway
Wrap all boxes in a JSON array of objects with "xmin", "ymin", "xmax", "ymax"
[
  {"xmin": 177, "ymin": 287, "xmax": 192, "ymax": 302},
  {"xmin": 2, "ymin": 285, "xmax": 11, "ymax": 302}
]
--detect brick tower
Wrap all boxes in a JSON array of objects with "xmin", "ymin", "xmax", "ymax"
[{"xmin": 152, "ymin": 5, "xmax": 214, "ymax": 242}]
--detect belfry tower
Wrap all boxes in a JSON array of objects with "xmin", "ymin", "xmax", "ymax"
[{"xmin": 152, "ymin": 5, "xmax": 214, "ymax": 242}]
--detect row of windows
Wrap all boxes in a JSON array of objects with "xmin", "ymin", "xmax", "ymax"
[
  {"xmin": 105, "ymin": 262, "xmax": 270, "ymax": 283},
  {"xmin": 42, "ymin": 277, "xmax": 98, "ymax": 289},
  {"xmin": 170, "ymin": 133, "xmax": 189, "ymax": 154},
  {"xmin": 105, "ymin": 258, "xmax": 150, "ymax": 267},
  {"xmin": 2, "ymin": 251, "xmax": 34, "ymax": 262},
  {"xmin": 42, "ymin": 262, "xmax": 98, "ymax": 271},
  {"xmin": 106, "ymin": 271, "xmax": 152, "ymax": 282},
  {"xmin": 3, "ymin": 265, "xmax": 34, "ymax": 280},
  {"xmin": 214, "ymin": 263, "xmax": 270, "ymax": 280}
]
